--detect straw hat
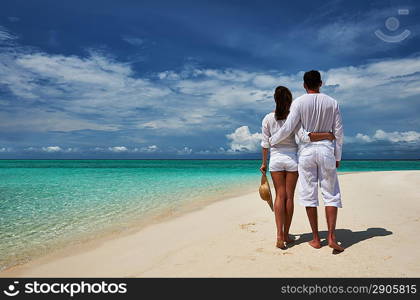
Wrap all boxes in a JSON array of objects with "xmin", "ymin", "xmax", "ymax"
[{"xmin": 259, "ymin": 173, "xmax": 274, "ymax": 211}]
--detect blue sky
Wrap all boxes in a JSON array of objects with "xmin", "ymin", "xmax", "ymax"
[{"xmin": 0, "ymin": 0, "xmax": 419, "ymax": 159}]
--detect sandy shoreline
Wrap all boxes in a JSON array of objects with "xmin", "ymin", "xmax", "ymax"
[{"xmin": 1, "ymin": 171, "xmax": 420, "ymax": 277}]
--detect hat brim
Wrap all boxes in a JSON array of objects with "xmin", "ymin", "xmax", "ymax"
[
  {"xmin": 259, "ymin": 173, "xmax": 274, "ymax": 212},
  {"xmin": 265, "ymin": 187, "xmax": 274, "ymax": 211}
]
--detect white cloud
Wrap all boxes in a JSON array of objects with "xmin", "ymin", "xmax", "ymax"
[
  {"xmin": 355, "ymin": 133, "xmax": 373, "ymax": 143},
  {"xmin": 196, "ymin": 147, "xmax": 226, "ymax": 154},
  {"xmin": 158, "ymin": 70, "xmax": 180, "ymax": 80},
  {"xmin": 137, "ymin": 119, "xmax": 188, "ymax": 130},
  {"xmin": 108, "ymin": 146, "xmax": 128, "ymax": 152},
  {"xmin": 39, "ymin": 146, "xmax": 76, "ymax": 153},
  {"xmin": 22, "ymin": 145, "xmax": 161, "ymax": 154},
  {"xmin": 323, "ymin": 57, "xmax": 420, "ymax": 107},
  {"xmin": 23, "ymin": 147, "xmax": 37, "ymax": 152},
  {"xmin": 138, "ymin": 145, "xmax": 159, "ymax": 152},
  {"xmin": 311, "ymin": 6, "xmax": 418, "ymax": 55},
  {"xmin": 0, "ymin": 45, "xmax": 171, "ymax": 132},
  {"xmin": 0, "ymin": 108, "xmax": 119, "ymax": 132},
  {"xmin": 192, "ymin": 68, "xmax": 255, "ymax": 82},
  {"xmin": 177, "ymin": 146, "xmax": 192, "ymax": 154},
  {"xmin": 226, "ymin": 126, "xmax": 262, "ymax": 152},
  {"xmin": 197, "ymin": 149, "xmax": 211, "ymax": 154},
  {"xmin": 351, "ymin": 130, "xmax": 420, "ymax": 143},
  {"xmin": 316, "ymin": 20, "xmax": 369, "ymax": 55},
  {"xmin": 165, "ymin": 56, "xmax": 420, "ymax": 115},
  {"xmin": 252, "ymin": 74, "xmax": 278, "ymax": 88},
  {"xmin": 122, "ymin": 36, "xmax": 144, "ymax": 46},
  {"xmin": 373, "ymin": 130, "xmax": 420, "ymax": 143},
  {"xmin": 207, "ymin": 85, "xmax": 269, "ymax": 107},
  {"xmin": 0, "ymin": 26, "xmax": 16, "ymax": 41},
  {"xmin": 0, "ymin": 147, "xmax": 12, "ymax": 152},
  {"xmin": 42, "ymin": 146, "xmax": 62, "ymax": 152},
  {"xmin": 16, "ymin": 52, "xmax": 132, "ymax": 86}
]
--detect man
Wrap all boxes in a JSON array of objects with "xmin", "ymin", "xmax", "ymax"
[{"xmin": 269, "ymin": 70, "xmax": 344, "ymax": 252}]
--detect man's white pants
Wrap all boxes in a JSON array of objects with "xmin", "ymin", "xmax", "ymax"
[{"xmin": 297, "ymin": 142, "xmax": 342, "ymax": 208}]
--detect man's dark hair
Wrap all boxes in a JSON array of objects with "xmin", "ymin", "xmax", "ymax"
[{"xmin": 303, "ymin": 70, "xmax": 322, "ymax": 90}]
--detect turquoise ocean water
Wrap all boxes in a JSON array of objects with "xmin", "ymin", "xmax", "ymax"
[{"xmin": 1, "ymin": 159, "xmax": 419, "ymax": 270}]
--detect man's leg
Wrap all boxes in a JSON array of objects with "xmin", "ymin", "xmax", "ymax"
[
  {"xmin": 306, "ymin": 207, "xmax": 321, "ymax": 249},
  {"xmin": 319, "ymin": 145, "xmax": 344, "ymax": 252},
  {"xmin": 325, "ymin": 206, "xmax": 344, "ymax": 252},
  {"xmin": 297, "ymin": 147, "xmax": 320, "ymax": 248}
]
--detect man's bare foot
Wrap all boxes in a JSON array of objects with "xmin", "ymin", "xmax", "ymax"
[
  {"xmin": 276, "ymin": 239, "xmax": 286, "ymax": 249},
  {"xmin": 284, "ymin": 234, "xmax": 295, "ymax": 244},
  {"xmin": 328, "ymin": 239, "xmax": 344, "ymax": 252},
  {"xmin": 308, "ymin": 239, "xmax": 321, "ymax": 249}
]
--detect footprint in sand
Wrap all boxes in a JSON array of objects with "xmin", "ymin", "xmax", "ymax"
[
  {"xmin": 276, "ymin": 251, "xmax": 292, "ymax": 255},
  {"xmin": 240, "ymin": 222, "xmax": 257, "ymax": 232}
]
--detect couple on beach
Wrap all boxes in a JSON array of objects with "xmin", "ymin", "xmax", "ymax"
[{"xmin": 260, "ymin": 70, "xmax": 344, "ymax": 252}]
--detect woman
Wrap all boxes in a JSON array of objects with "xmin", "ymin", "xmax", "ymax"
[{"xmin": 260, "ymin": 86, "xmax": 334, "ymax": 249}]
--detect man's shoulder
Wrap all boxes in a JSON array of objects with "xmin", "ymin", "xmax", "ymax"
[
  {"xmin": 291, "ymin": 95, "xmax": 307, "ymax": 108},
  {"xmin": 293, "ymin": 94, "xmax": 307, "ymax": 102},
  {"xmin": 321, "ymin": 93, "xmax": 339, "ymax": 104},
  {"xmin": 293, "ymin": 93, "xmax": 340, "ymax": 109},
  {"xmin": 294, "ymin": 93, "xmax": 319, "ymax": 103}
]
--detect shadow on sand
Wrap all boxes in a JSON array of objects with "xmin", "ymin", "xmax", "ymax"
[{"xmin": 289, "ymin": 227, "xmax": 393, "ymax": 254}]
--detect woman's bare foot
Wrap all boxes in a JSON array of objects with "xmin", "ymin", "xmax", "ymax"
[
  {"xmin": 284, "ymin": 234, "xmax": 295, "ymax": 244},
  {"xmin": 308, "ymin": 239, "xmax": 321, "ymax": 249},
  {"xmin": 276, "ymin": 239, "xmax": 286, "ymax": 249},
  {"xmin": 328, "ymin": 239, "xmax": 344, "ymax": 252}
]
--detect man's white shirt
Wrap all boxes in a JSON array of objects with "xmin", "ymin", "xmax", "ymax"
[{"xmin": 268, "ymin": 93, "xmax": 344, "ymax": 161}]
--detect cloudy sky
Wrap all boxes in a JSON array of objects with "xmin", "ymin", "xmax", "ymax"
[{"xmin": 0, "ymin": 0, "xmax": 419, "ymax": 159}]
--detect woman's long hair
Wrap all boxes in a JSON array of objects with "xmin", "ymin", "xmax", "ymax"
[{"xmin": 274, "ymin": 86, "xmax": 292, "ymax": 120}]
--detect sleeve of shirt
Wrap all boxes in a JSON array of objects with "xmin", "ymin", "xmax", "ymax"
[
  {"xmin": 294, "ymin": 126, "xmax": 310, "ymax": 144},
  {"xmin": 332, "ymin": 103, "xmax": 344, "ymax": 161},
  {"xmin": 260, "ymin": 116, "xmax": 270, "ymax": 149},
  {"xmin": 269, "ymin": 101, "xmax": 301, "ymax": 146}
]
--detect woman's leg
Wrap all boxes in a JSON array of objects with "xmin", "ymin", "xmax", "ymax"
[
  {"xmin": 270, "ymin": 171, "xmax": 287, "ymax": 248},
  {"xmin": 284, "ymin": 171, "xmax": 298, "ymax": 243}
]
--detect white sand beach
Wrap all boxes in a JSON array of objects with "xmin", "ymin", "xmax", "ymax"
[{"xmin": 1, "ymin": 171, "xmax": 419, "ymax": 277}]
